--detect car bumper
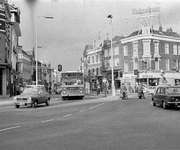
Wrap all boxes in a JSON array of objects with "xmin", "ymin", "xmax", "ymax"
[
  {"xmin": 168, "ymin": 102, "xmax": 180, "ymax": 105},
  {"xmin": 14, "ymin": 101, "xmax": 32, "ymax": 106}
]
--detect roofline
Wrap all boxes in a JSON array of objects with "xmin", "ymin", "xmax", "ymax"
[{"xmin": 121, "ymin": 33, "xmax": 180, "ymax": 44}]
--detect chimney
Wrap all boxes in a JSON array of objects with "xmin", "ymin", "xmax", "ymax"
[{"xmin": 159, "ymin": 25, "xmax": 163, "ymax": 32}]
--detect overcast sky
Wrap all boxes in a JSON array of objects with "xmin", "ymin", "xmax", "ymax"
[{"xmin": 8, "ymin": 0, "xmax": 180, "ymax": 71}]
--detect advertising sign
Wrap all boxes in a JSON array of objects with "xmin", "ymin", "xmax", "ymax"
[{"xmin": 132, "ymin": 7, "xmax": 160, "ymax": 15}]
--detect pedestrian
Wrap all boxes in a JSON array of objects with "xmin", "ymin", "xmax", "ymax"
[
  {"xmin": 97, "ymin": 81, "xmax": 100, "ymax": 95},
  {"xmin": 137, "ymin": 83, "xmax": 145, "ymax": 99},
  {"xmin": 20, "ymin": 85, "xmax": 24, "ymax": 94}
]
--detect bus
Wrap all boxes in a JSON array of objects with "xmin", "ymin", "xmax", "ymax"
[{"xmin": 60, "ymin": 71, "xmax": 85, "ymax": 100}]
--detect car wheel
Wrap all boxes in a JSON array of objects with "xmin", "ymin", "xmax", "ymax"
[
  {"xmin": 153, "ymin": 101, "xmax": 156, "ymax": 106},
  {"xmin": 162, "ymin": 101, "xmax": 167, "ymax": 109},
  {"xmin": 33, "ymin": 100, "xmax": 38, "ymax": 108},
  {"xmin": 15, "ymin": 105, "xmax": 20, "ymax": 108},
  {"xmin": 46, "ymin": 99, "xmax": 50, "ymax": 106}
]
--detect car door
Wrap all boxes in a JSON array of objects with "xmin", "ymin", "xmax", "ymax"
[
  {"xmin": 38, "ymin": 88, "xmax": 44, "ymax": 104},
  {"xmin": 42, "ymin": 88, "xmax": 49, "ymax": 102},
  {"xmin": 154, "ymin": 87, "xmax": 161, "ymax": 104},
  {"xmin": 160, "ymin": 87, "xmax": 166, "ymax": 102}
]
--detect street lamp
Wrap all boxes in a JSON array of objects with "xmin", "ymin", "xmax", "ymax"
[
  {"xmin": 107, "ymin": 14, "xmax": 115, "ymax": 96},
  {"xmin": 35, "ymin": 16, "xmax": 53, "ymax": 86}
]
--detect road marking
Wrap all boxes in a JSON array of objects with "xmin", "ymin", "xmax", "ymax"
[
  {"xmin": 150, "ymin": 102, "xmax": 153, "ymax": 104},
  {"xmin": 63, "ymin": 114, "xmax": 72, "ymax": 118},
  {"xmin": 79, "ymin": 110, "xmax": 85, "ymax": 113},
  {"xmin": 89, "ymin": 103, "xmax": 104, "ymax": 110},
  {"xmin": 41, "ymin": 119, "xmax": 53, "ymax": 123},
  {"xmin": 0, "ymin": 126, "xmax": 21, "ymax": 132}
]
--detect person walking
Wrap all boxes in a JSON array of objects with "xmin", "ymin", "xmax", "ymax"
[
  {"xmin": 137, "ymin": 83, "xmax": 145, "ymax": 99},
  {"xmin": 96, "ymin": 81, "xmax": 100, "ymax": 95}
]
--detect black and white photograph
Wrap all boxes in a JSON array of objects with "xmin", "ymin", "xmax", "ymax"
[{"xmin": 1, "ymin": 0, "xmax": 180, "ymax": 149}]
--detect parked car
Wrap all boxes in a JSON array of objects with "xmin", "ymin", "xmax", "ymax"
[
  {"xmin": 152, "ymin": 84, "xmax": 180, "ymax": 109},
  {"xmin": 143, "ymin": 86, "xmax": 155, "ymax": 95},
  {"xmin": 13, "ymin": 85, "xmax": 51, "ymax": 108}
]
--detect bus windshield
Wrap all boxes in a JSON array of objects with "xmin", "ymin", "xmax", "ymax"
[
  {"xmin": 61, "ymin": 72, "xmax": 84, "ymax": 85},
  {"xmin": 61, "ymin": 77, "xmax": 83, "ymax": 85}
]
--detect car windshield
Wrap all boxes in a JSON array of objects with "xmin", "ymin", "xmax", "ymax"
[
  {"xmin": 166, "ymin": 87, "xmax": 180, "ymax": 94},
  {"xmin": 22, "ymin": 88, "xmax": 38, "ymax": 94}
]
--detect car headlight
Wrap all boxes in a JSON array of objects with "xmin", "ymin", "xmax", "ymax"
[
  {"xmin": 63, "ymin": 91, "xmax": 66, "ymax": 94},
  {"xmin": 79, "ymin": 91, "xmax": 83, "ymax": 94},
  {"xmin": 27, "ymin": 97, "xmax": 32, "ymax": 103},
  {"xmin": 13, "ymin": 97, "xmax": 17, "ymax": 102}
]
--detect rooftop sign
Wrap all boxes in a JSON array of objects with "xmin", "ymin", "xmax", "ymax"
[{"xmin": 132, "ymin": 7, "xmax": 160, "ymax": 15}]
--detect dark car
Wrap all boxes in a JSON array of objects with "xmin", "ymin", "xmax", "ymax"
[
  {"xmin": 13, "ymin": 85, "xmax": 51, "ymax": 108},
  {"xmin": 152, "ymin": 84, "xmax": 180, "ymax": 109}
]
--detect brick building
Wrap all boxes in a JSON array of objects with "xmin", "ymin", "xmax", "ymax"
[{"xmin": 121, "ymin": 25, "xmax": 180, "ymax": 86}]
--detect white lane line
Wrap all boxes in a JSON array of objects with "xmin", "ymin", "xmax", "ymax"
[
  {"xmin": 41, "ymin": 119, "xmax": 53, "ymax": 123},
  {"xmin": 63, "ymin": 114, "xmax": 72, "ymax": 118},
  {"xmin": 0, "ymin": 126, "xmax": 21, "ymax": 132},
  {"xmin": 89, "ymin": 103, "xmax": 104, "ymax": 110},
  {"xmin": 79, "ymin": 110, "xmax": 85, "ymax": 113},
  {"xmin": 150, "ymin": 102, "xmax": 153, "ymax": 104}
]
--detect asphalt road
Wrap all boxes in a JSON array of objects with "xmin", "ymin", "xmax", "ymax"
[{"xmin": 1, "ymin": 94, "xmax": 180, "ymax": 150}]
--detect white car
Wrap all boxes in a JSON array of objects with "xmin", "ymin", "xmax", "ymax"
[{"xmin": 143, "ymin": 86, "xmax": 155, "ymax": 95}]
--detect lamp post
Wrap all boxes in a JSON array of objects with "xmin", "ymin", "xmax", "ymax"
[
  {"xmin": 107, "ymin": 14, "xmax": 115, "ymax": 96},
  {"xmin": 35, "ymin": 16, "xmax": 53, "ymax": 86}
]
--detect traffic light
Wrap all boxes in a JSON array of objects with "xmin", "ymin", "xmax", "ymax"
[
  {"xmin": 58, "ymin": 64, "xmax": 62, "ymax": 72},
  {"xmin": 134, "ymin": 69, "xmax": 139, "ymax": 75}
]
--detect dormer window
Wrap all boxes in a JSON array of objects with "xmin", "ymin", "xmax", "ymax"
[{"xmin": 142, "ymin": 26, "xmax": 152, "ymax": 34}]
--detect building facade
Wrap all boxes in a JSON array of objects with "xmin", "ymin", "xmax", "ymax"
[
  {"xmin": 0, "ymin": 1, "xmax": 12, "ymax": 98},
  {"xmin": 121, "ymin": 25, "xmax": 180, "ymax": 86},
  {"xmin": 17, "ymin": 46, "xmax": 32, "ymax": 85},
  {"xmin": 102, "ymin": 36, "xmax": 124, "ymax": 89}
]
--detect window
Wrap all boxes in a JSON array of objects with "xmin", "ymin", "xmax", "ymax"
[
  {"xmin": 172, "ymin": 60, "xmax": 177, "ymax": 69},
  {"xmin": 143, "ymin": 40, "xmax": 151, "ymax": 57},
  {"xmin": 88, "ymin": 57, "xmax": 90, "ymax": 64},
  {"xmin": 114, "ymin": 47, "xmax": 119, "ymax": 55},
  {"xmin": 155, "ymin": 60, "xmax": 159, "ymax": 70},
  {"xmin": 96, "ymin": 68, "xmax": 99, "ymax": 75},
  {"xmin": 104, "ymin": 49, "xmax": 108, "ymax": 57},
  {"xmin": 92, "ymin": 55, "xmax": 94, "ymax": 63},
  {"xmin": 134, "ymin": 59, "xmax": 138, "ymax": 70},
  {"xmin": 178, "ymin": 45, "xmax": 180, "ymax": 55},
  {"xmin": 165, "ymin": 43, "xmax": 169, "ymax": 54},
  {"xmin": 123, "ymin": 45, "xmax": 128, "ymax": 56},
  {"xmin": 96, "ymin": 54, "xmax": 99, "ymax": 63},
  {"xmin": 154, "ymin": 42, "xmax": 159, "ymax": 54},
  {"xmin": 173, "ymin": 45, "xmax": 177, "ymax": 55},
  {"xmin": 165, "ymin": 59, "xmax": 169, "ymax": 71},
  {"xmin": 124, "ymin": 60, "xmax": 128, "ymax": 72},
  {"xmin": 133, "ymin": 42, "xmax": 138, "ymax": 57},
  {"xmin": 114, "ymin": 58, "xmax": 119, "ymax": 66}
]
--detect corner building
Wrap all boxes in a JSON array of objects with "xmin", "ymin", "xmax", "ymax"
[{"xmin": 121, "ymin": 26, "xmax": 180, "ymax": 86}]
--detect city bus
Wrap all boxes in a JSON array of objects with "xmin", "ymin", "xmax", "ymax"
[{"xmin": 60, "ymin": 71, "xmax": 85, "ymax": 100}]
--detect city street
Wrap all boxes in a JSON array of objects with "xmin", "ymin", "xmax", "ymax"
[{"xmin": 1, "ymin": 94, "xmax": 180, "ymax": 150}]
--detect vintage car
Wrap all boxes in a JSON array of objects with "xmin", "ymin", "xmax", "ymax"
[
  {"xmin": 152, "ymin": 84, "xmax": 180, "ymax": 109},
  {"xmin": 13, "ymin": 85, "xmax": 51, "ymax": 108},
  {"xmin": 143, "ymin": 86, "xmax": 155, "ymax": 95}
]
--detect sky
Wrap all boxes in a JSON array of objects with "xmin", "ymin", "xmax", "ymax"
[{"xmin": 8, "ymin": 0, "xmax": 180, "ymax": 72}]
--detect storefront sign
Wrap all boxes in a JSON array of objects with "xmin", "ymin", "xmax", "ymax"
[
  {"xmin": 132, "ymin": 7, "xmax": 160, "ymax": 15},
  {"xmin": 141, "ymin": 75, "xmax": 153, "ymax": 78}
]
